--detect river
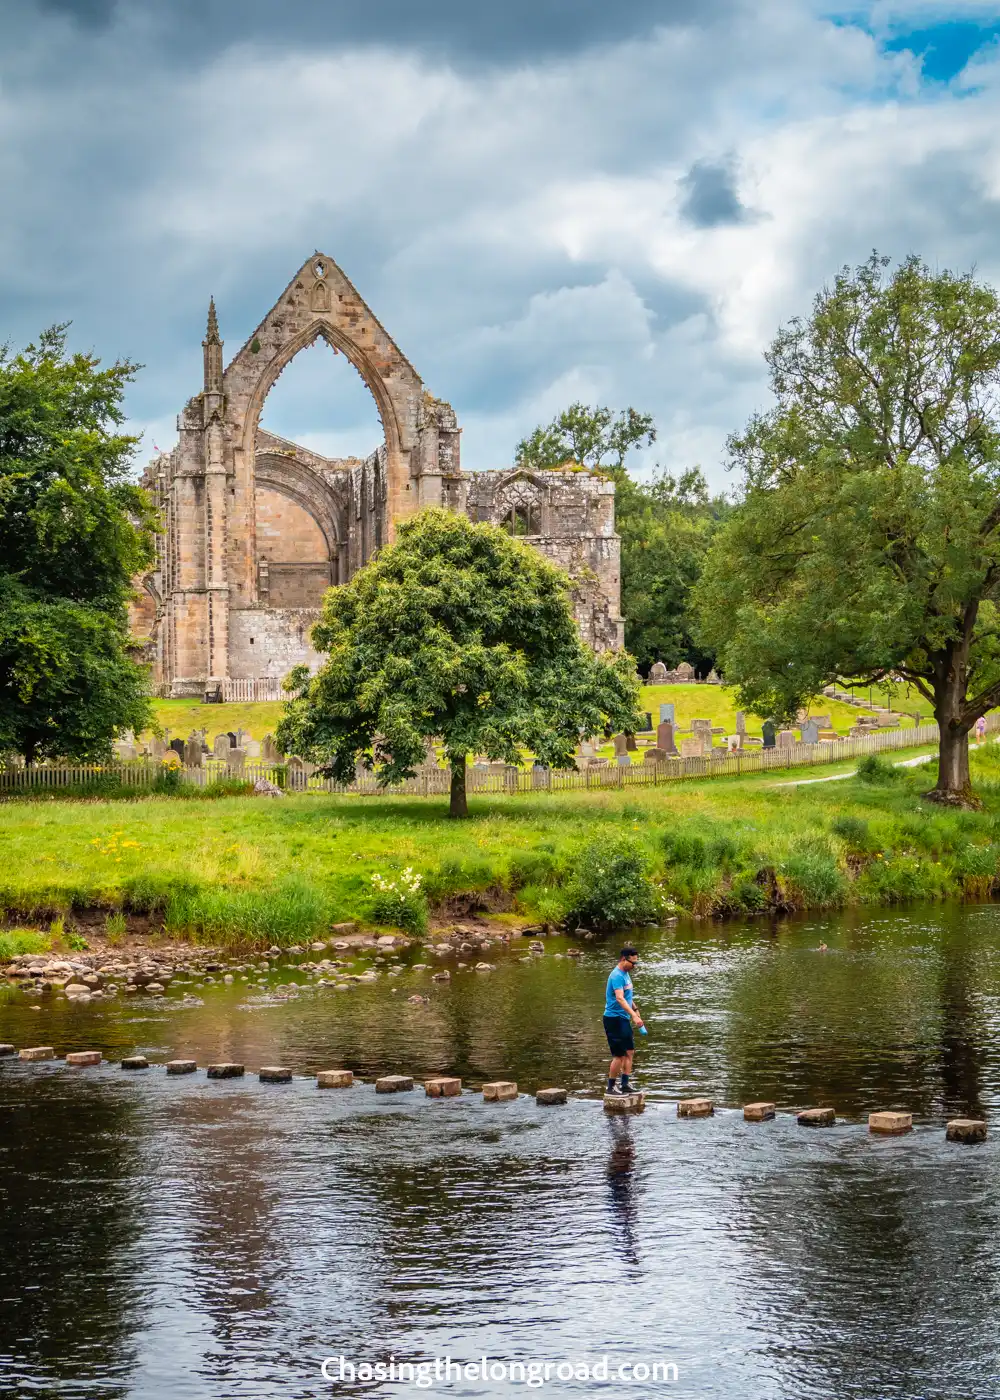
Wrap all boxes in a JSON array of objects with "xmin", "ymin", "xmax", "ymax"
[{"xmin": 3, "ymin": 904, "xmax": 1000, "ymax": 1398}]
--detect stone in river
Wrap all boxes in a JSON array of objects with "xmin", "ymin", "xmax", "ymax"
[
  {"xmin": 65, "ymin": 1051, "xmax": 102, "ymax": 1067},
  {"xmin": 207, "ymin": 1063, "xmax": 245, "ymax": 1079},
  {"xmin": 743, "ymin": 1102, "xmax": 776, "ymax": 1122},
  {"xmin": 425, "ymin": 1077, "xmax": 462, "ymax": 1097},
  {"xmin": 603, "ymin": 1091, "xmax": 645, "ymax": 1115},
  {"xmin": 18, "ymin": 1046, "xmax": 56, "ymax": 1061},
  {"xmin": 869, "ymin": 1110, "xmax": 913, "ymax": 1135},
  {"xmin": 375, "ymin": 1075, "xmax": 414, "ymax": 1093},
  {"xmin": 536, "ymin": 1088, "xmax": 568, "ymax": 1106},
  {"xmin": 121, "ymin": 1056, "xmax": 149, "ymax": 1070},
  {"xmin": 166, "ymin": 1059, "xmax": 198, "ymax": 1074},
  {"xmin": 259, "ymin": 1066, "xmax": 293, "ymax": 1083},
  {"xmin": 0, "ymin": 1044, "xmax": 14, "ymax": 1056},
  {"xmin": 317, "ymin": 1069, "xmax": 353, "ymax": 1088},
  {"xmin": 482, "ymin": 1081, "xmax": 517, "ymax": 1102},
  {"xmin": 797, "ymin": 1106, "xmax": 836, "ymax": 1127},
  {"xmin": 678, "ymin": 1098, "xmax": 713, "ymax": 1118},
  {"xmin": 946, "ymin": 1118, "xmax": 987, "ymax": 1144}
]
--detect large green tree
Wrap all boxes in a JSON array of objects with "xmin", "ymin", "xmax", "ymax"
[
  {"xmin": 0, "ymin": 326, "xmax": 156, "ymax": 763},
  {"xmin": 695, "ymin": 253, "xmax": 1000, "ymax": 805},
  {"xmin": 277, "ymin": 508, "xmax": 641, "ymax": 817},
  {"xmin": 515, "ymin": 401, "xmax": 656, "ymax": 474}
]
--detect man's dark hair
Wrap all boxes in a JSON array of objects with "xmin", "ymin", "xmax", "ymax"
[{"xmin": 619, "ymin": 946, "xmax": 639, "ymax": 961}]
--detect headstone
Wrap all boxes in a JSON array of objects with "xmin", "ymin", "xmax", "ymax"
[
  {"xmin": 680, "ymin": 738, "xmax": 703, "ymax": 758},
  {"xmin": 616, "ymin": 753, "xmax": 631, "ymax": 767},
  {"xmin": 777, "ymin": 729, "xmax": 796, "ymax": 748},
  {"xmin": 261, "ymin": 734, "xmax": 280, "ymax": 763},
  {"xmin": 113, "ymin": 741, "xmax": 137, "ymax": 760},
  {"xmin": 625, "ymin": 733, "xmax": 637, "ymax": 752},
  {"xmin": 226, "ymin": 731, "xmax": 237, "ymax": 746},
  {"xmin": 235, "ymin": 728, "xmax": 251, "ymax": 749},
  {"xmin": 229, "ymin": 747, "xmax": 245, "ymax": 770},
  {"xmin": 691, "ymin": 718, "xmax": 712, "ymax": 736},
  {"xmin": 811, "ymin": 715, "xmax": 831, "ymax": 730},
  {"xmin": 183, "ymin": 733, "xmax": 203, "ymax": 767},
  {"xmin": 818, "ymin": 729, "xmax": 839, "ymax": 742},
  {"xmin": 706, "ymin": 669, "xmax": 721, "ymax": 685},
  {"xmin": 800, "ymin": 719, "xmax": 820, "ymax": 745},
  {"xmin": 735, "ymin": 711, "xmax": 747, "ymax": 735},
  {"xmin": 649, "ymin": 661, "xmax": 668, "ymax": 683},
  {"xmin": 675, "ymin": 662, "xmax": 695, "ymax": 682},
  {"xmin": 612, "ymin": 734, "xmax": 629, "ymax": 757},
  {"xmin": 656, "ymin": 720, "xmax": 677, "ymax": 753},
  {"xmin": 244, "ymin": 739, "xmax": 261, "ymax": 758},
  {"xmin": 213, "ymin": 734, "xmax": 230, "ymax": 760},
  {"xmin": 150, "ymin": 736, "xmax": 167, "ymax": 760},
  {"xmin": 659, "ymin": 702, "xmax": 675, "ymax": 724},
  {"xmin": 644, "ymin": 748, "xmax": 667, "ymax": 764},
  {"xmin": 761, "ymin": 720, "xmax": 776, "ymax": 749},
  {"xmin": 169, "ymin": 738, "xmax": 185, "ymax": 758},
  {"xmin": 726, "ymin": 734, "xmax": 741, "ymax": 752}
]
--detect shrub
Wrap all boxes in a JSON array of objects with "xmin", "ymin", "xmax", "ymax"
[
  {"xmin": 0, "ymin": 928, "xmax": 50, "ymax": 960},
  {"xmin": 422, "ymin": 856, "xmax": 499, "ymax": 902},
  {"xmin": 507, "ymin": 849, "xmax": 559, "ymax": 889},
  {"xmin": 856, "ymin": 755, "xmax": 900, "ymax": 785},
  {"xmin": 152, "ymin": 765, "xmax": 183, "ymax": 796},
  {"xmin": 163, "ymin": 875, "xmax": 331, "ymax": 944},
  {"xmin": 662, "ymin": 828, "xmax": 710, "ymax": 870},
  {"xmin": 368, "ymin": 868, "xmax": 428, "ymax": 934},
  {"xmin": 781, "ymin": 843, "xmax": 847, "ymax": 908},
  {"xmin": 830, "ymin": 815, "xmax": 873, "ymax": 852},
  {"xmin": 105, "ymin": 911, "xmax": 127, "ymax": 941},
  {"xmin": 562, "ymin": 833, "xmax": 662, "ymax": 929}
]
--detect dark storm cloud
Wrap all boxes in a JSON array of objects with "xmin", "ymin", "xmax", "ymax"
[
  {"xmin": 21, "ymin": 0, "xmax": 724, "ymax": 63},
  {"xmin": 678, "ymin": 159, "xmax": 750, "ymax": 229}
]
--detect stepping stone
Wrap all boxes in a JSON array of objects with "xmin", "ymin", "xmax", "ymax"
[
  {"xmin": 317, "ymin": 1069, "xmax": 354, "ymax": 1089},
  {"xmin": 18, "ymin": 1046, "xmax": 55, "ymax": 1061},
  {"xmin": 744, "ymin": 1102, "xmax": 776, "ymax": 1122},
  {"xmin": 482, "ymin": 1081, "xmax": 518, "ymax": 1102},
  {"xmin": 65, "ymin": 1051, "xmax": 102, "ymax": 1067},
  {"xmin": 259, "ymin": 1066, "xmax": 292, "ymax": 1083},
  {"xmin": 536, "ymin": 1087, "xmax": 568, "ymax": 1106},
  {"xmin": 946, "ymin": 1118, "xmax": 987, "ymax": 1144},
  {"xmin": 375, "ymin": 1075, "xmax": 414, "ymax": 1093},
  {"xmin": 207, "ymin": 1063, "xmax": 245, "ymax": 1079},
  {"xmin": 678, "ymin": 1098, "xmax": 714, "ymax": 1118},
  {"xmin": 869, "ymin": 1110, "xmax": 913, "ymax": 1135},
  {"xmin": 0, "ymin": 1044, "xmax": 15, "ymax": 1056},
  {"xmin": 603, "ymin": 1091, "xmax": 645, "ymax": 1115},
  {"xmin": 166, "ymin": 1059, "xmax": 197, "ymax": 1075},
  {"xmin": 797, "ymin": 1107, "xmax": 835, "ymax": 1127},
  {"xmin": 121, "ymin": 1056, "xmax": 149, "ymax": 1070},
  {"xmin": 425, "ymin": 1077, "xmax": 462, "ymax": 1097}
]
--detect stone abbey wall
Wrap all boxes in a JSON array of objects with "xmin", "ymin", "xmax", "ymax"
[{"xmin": 134, "ymin": 254, "xmax": 623, "ymax": 695}]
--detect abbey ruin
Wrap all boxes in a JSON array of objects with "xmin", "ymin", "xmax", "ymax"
[{"xmin": 134, "ymin": 254, "xmax": 623, "ymax": 697}]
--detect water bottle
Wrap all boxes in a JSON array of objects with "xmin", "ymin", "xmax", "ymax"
[{"xmin": 638, "ymin": 1025, "xmax": 648, "ymax": 1036}]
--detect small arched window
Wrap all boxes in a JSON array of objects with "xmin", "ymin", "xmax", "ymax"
[{"xmin": 507, "ymin": 500, "xmax": 540, "ymax": 536}]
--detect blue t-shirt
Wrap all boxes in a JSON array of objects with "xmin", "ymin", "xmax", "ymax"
[{"xmin": 605, "ymin": 967, "xmax": 634, "ymax": 1018}]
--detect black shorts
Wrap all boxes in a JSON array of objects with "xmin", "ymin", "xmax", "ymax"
[{"xmin": 603, "ymin": 1015, "xmax": 634, "ymax": 1056}]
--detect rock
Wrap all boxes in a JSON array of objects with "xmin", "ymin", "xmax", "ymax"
[
  {"xmin": 317, "ymin": 1069, "xmax": 354, "ymax": 1088},
  {"xmin": 566, "ymin": 948, "xmax": 583, "ymax": 958},
  {"xmin": 207, "ymin": 1063, "xmax": 245, "ymax": 1079},
  {"xmin": 375, "ymin": 1075, "xmax": 414, "ymax": 1093},
  {"xmin": 145, "ymin": 983, "xmax": 165, "ymax": 995},
  {"xmin": 529, "ymin": 941, "xmax": 545, "ymax": 952},
  {"xmin": 376, "ymin": 936, "xmax": 397, "ymax": 949},
  {"xmin": 603, "ymin": 1091, "xmax": 645, "ymax": 1115},
  {"xmin": 166, "ymin": 1059, "xmax": 198, "ymax": 1074},
  {"xmin": 0, "ymin": 1044, "xmax": 14, "ymax": 1056},
  {"xmin": 743, "ymin": 1102, "xmax": 776, "ymax": 1122},
  {"xmin": 18, "ymin": 1046, "xmax": 55, "ymax": 1061},
  {"xmin": 311, "ymin": 942, "xmax": 327, "ymax": 952},
  {"xmin": 407, "ymin": 994, "xmax": 429, "ymax": 1005},
  {"xmin": 431, "ymin": 971, "xmax": 451, "ymax": 983},
  {"xmin": 65, "ymin": 1051, "xmax": 102, "ymax": 1067},
  {"xmin": 482, "ymin": 1081, "xmax": 517, "ymax": 1102},
  {"xmin": 536, "ymin": 1087, "xmax": 568, "ymax": 1106},
  {"xmin": 474, "ymin": 962, "xmax": 494, "ymax": 972},
  {"xmin": 330, "ymin": 922, "xmax": 356, "ymax": 933},
  {"xmin": 253, "ymin": 777, "xmax": 284, "ymax": 797},
  {"xmin": 797, "ymin": 1106, "xmax": 836, "ymax": 1127},
  {"xmin": 121, "ymin": 1056, "xmax": 149, "ymax": 1070},
  {"xmin": 425, "ymin": 1077, "xmax": 462, "ymax": 1097},
  {"xmin": 259, "ymin": 1066, "xmax": 293, "ymax": 1083},
  {"xmin": 869, "ymin": 1110, "xmax": 913, "ymax": 1135},
  {"xmin": 678, "ymin": 1098, "xmax": 714, "ymax": 1118},
  {"xmin": 946, "ymin": 1118, "xmax": 987, "ymax": 1144}
]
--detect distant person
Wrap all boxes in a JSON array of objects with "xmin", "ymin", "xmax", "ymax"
[
  {"xmin": 604, "ymin": 946, "xmax": 644, "ymax": 1096},
  {"xmin": 976, "ymin": 715, "xmax": 987, "ymax": 743}
]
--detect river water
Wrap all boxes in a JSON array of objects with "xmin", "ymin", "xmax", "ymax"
[{"xmin": 3, "ymin": 904, "xmax": 1000, "ymax": 1399}]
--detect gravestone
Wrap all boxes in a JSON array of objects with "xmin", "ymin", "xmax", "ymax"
[
  {"xmin": 113, "ymin": 741, "xmax": 136, "ymax": 761},
  {"xmin": 691, "ymin": 718, "xmax": 712, "ymax": 735},
  {"xmin": 659, "ymin": 702, "xmax": 675, "ymax": 725},
  {"xmin": 656, "ymin": 720, "xmax": 676, "ymax": 753},
  {"xmin": 706, "ymin": 668, "xmax": 721, "ymax": 684},
  {"xmin": 183, "ymin": 734, "xmax": 203, "ymax": 767},
  {"xmin": 150, "ymin": 736, "xmax": 166, "ymax": 760},
  {"xmin": 169, "ymin": 738, "xmax": 185, "ymax": 758},
  {"xmin": 726, "ymin": 734, "xmax": 741, "ymax": 752},
  {"xmin": 229, "ymin": 747, "xmax": 245, "ymax": 770},
  {"xmin": 649, "ymin": 661, "xmax": 668, "ymax": 683},
  {"xmin": 644, "ymin": 748, "xmax": 667, "ymax": 764},
  {"xmin": 811, "ymin": 715, "xmax": 831, "ymax": 730},
  {"xmin": 244, "ymin": 739, "xmax": 261, "ymax": 758},
  {"xmin": 777, "ymin": 729, "xmax": 796, "ymax": 748},
  {"xmin": 625, "ymin": 733, "xmax": 637, "ymax": 752},
  {"xmin": 616, "ymin": 753, "xmax": 631, "ymax": 768},
  {"xmin": 612, "ymin": 734, "xmax": 629, "ymax": 757},
  {"xmin": 227, "ymin": 731, "xmax": 237, "ymax": 747},
  {"xmin": 800, "ymin": 719, "xmax": 820, "ymax": 745},
  {"xmin": 675, "ymin": 662, "xmax": 695, "ymax": 683},
  {"xmin": 213, "ymin": 734, "xmax": 230, "ymax": 760},
  {"xmin": 261, "ymin": 734, "xmax": 280, "ymax": 763},
  {"xmin": 235, "ymin": 728, "xmax": 251, "ymax": 749},
  {"xmin": 761, "ymin": 720, "xmax": 776, "ymax": 749},
  {"xmin": 680, "ymin": 738, "xmax": 703, "ymax": 758},
  {"xmin": 735, "ymin": 711, "xmax": 747, "ymax": 735}
]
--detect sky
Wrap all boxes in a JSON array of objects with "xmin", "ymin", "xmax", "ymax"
[{"xmin": 5, "ymin": 1, "xmax": 1000, "ymax": 486}]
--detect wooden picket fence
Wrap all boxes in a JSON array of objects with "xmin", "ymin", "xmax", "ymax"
[
  {"xmin": 223, "ymin": 678, "xmax": 285, "ymax": 702},
  {"xmin": 2, "ymin": 715, "xmax": 995, "ymax": 797}
]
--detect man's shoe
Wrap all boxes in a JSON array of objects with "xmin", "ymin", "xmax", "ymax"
[{"xmin": 606, "ymin": 1083, "xmax": 627, "ymax": 1096}]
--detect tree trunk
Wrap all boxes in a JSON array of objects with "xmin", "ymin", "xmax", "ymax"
[
  {"xmin": 449, "ymin": 756, "xmax": 468, "ymax": 819},
  {"xmin": 928, "ymin": 654, "xmax": 978, "ymax": 807}
]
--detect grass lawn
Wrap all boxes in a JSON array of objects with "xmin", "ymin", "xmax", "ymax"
[{"xmin": 2, "ymin": 739, "xmax": 999, "ymax": 944}]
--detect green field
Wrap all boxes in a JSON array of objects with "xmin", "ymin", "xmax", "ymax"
[{"xmin": 2, "ymin": 739, "xmax": 997, "ymax": 945}]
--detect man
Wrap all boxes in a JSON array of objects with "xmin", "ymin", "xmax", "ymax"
[{"xmin": 604, "ymin": 945, "xmax": 644, "ymax": 1095}]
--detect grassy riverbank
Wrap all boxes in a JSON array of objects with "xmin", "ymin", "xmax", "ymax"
[{"xmin": 2, "ymin": 742, "xmax": 1000, "ymax": 945}]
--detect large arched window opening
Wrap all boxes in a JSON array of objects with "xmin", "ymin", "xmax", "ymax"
[{"xmin": 260, "ymin": 338, "xmax": 384, "ymax": 461}]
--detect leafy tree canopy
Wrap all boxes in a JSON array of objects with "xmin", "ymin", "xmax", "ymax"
[
  {"xmin": 515, "ymin": 402, "xmax": 655, "ymax": 475},
  {"xmin": 695, "ymin": 253, "xmax": 1000, "ymax": 805},
  {"xmin": 0, "ymin": 326, "xmax": 156, "ymax": 762},
  {"xmin": 277, "ymin": 509, "xmax": 641, "ymax": 816}
]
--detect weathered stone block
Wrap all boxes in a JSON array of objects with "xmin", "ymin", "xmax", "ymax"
[
  {"xmin": 18, "ymin": 1046, "xmax": 55, "ymax": 1061},
  {"xmin": 207, "ymin": 1063, "xmax": 245, "ymax": 1079},
  {"xmin": 743, "ymin": 1101, "xmax": 776, "ymax": 1122},
  {"xmin": 482, "ymin": 1081, "xmax": 518, "ymax": 1102},
  {"xmin": 797, "ymin": 1106, "xmax": 836, "ymax": 1127},
  {"xmin": 869, "ymin": 1110, "xmax": 913, "ymax": 1135},
  {"xmin": 375, "ymin": 1074, "xmax": 414, "ymax": 1093},
  {"xmin": 678, "ymin": 1098, "xmax": 714, "ymax": 1118},
  {"xmin": 425, "ymin": 1077, "xmax": 462, "ymax": 1097},
  {"xmin": 603, "ymin": 1091, "xmax": 645, "ymax": 1114},
  {"xmin": 536, "ymin": 1087, "xmax": 568, "ymax": 1105},
  {"xmin": 121, "ymin": 1056, "xmax": 149, "ymax": 1070},
  {"xmin": 946, "ymin": 1118, "xmax": 987, "ymax": 1144},
  {"xmin": 65, "ymin": 1051, "xmax": 102, "ymax": 1067},
  {"xmin": 317, "ymin": 1069, "xmax": 354, "ymax": 1088},
  {"xmin": 0, "ymin": 1044, "xmax": 14, "ymax": 1056},
  {"xmin": 259, "ymin": 1066, "xmax": 293, "ymax": 1083},
  {"xmin": 166, "ymin": 1059, "xmax": 198, "ymax": 1074}
]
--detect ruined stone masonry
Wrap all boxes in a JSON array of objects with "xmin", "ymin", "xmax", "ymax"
[{"xmin": 133, "ymin": 254, "xmax": 623, "ymax": 696}]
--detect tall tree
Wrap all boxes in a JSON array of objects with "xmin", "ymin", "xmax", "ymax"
[
  {"xmin": 515, "ymin": 402, "xmax": 655, "ymax": 473},
  {"xmin": 277, "ymin": 509, "xmax": 641, "ymax": 817},
  {"xmin": 0, "ymin": 326, "xmax": 156, "ymax": 763},
  {"xmin": 695, "ymin": 253, "xmax": 1000, "ymax": 805}
]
